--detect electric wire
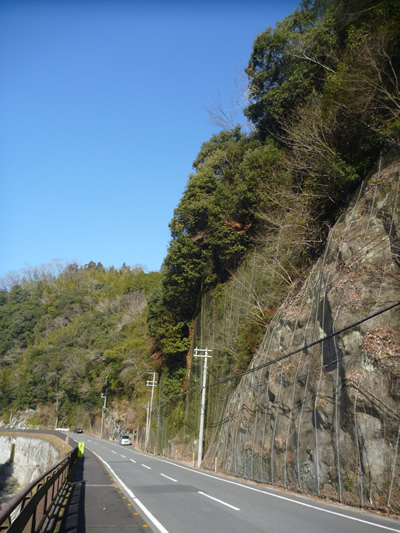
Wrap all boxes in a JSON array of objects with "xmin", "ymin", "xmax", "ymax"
[
  {"xmin": 206, "ymin": 300, "xmax": 400, "ymax": 389},
  {"xmin": 148, "ymin": 299, "xmax": 400, "ymax": 421},
  {"xmin": 149, "ymin": 191, "xmax": 400, "ymax": 463}
]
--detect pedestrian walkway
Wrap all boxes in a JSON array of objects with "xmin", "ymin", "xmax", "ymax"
[{"xmin": 51, "ymin": 447, "xmax": 150, "ymax": 532}]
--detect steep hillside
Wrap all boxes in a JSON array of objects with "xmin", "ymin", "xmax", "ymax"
[
  {"xmin": 142, "ymin": 5, "xmax": 400, "ymax": 515},
  {"xmin": 203, "ymin": 156, "xmax": 400, "ymax": 512}
]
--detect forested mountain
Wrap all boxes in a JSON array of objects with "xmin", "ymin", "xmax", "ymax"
[
  {"xmin": 1, "ymin": 0, "xmax": 399, "ymax": 511},
  {"xmin": 0, "ymin": 263, "xmax": 160, "ymax": 427}
]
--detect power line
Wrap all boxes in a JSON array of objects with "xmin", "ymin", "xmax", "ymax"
[
  {"xmin": 152, "ymin": 299, "xmax": 400, "ymax": 411},
  {"xmin": 206, "ymin": 300, "xmax": 400, "ymax": 389}
]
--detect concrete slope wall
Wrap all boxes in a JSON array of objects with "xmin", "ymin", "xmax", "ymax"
[{"xmin": 0, "ymin": 436, "xmax": 60, "ymax": 487}]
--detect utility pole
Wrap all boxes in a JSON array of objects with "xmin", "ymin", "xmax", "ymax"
[
  {"xmin": 100, "ymin": 376, "xmax": 109, "ymax": 439},
  {"xmin": 194, "ymin": 347, "xmax": 212, "ymax": 467},
  {"xmin": 101, "ymin": 391, "xmax": 107, "ymax": 438},
  {"xmin": 145, "ymin": 372, "xmax": 157, "ymax": 450},
  {"xmin": 55, "ymin": 392, "xmax": 62, "ymax": 430},
  {"xmin": 145, "ymin": 402, "xmax": 149, "ymax": 448},
  {"xmin": 55, "ymin": 395, "xmax": 59, "ymax": 430}
]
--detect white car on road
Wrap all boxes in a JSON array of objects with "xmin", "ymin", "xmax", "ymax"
[{"xmin": 119, "ymin": 434, "xmax": 131, "ymax": 446}]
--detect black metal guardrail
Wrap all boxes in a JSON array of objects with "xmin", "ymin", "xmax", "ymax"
[{"xmin": 0, "ymin": 446, "xmax": 78, "ymax": 533}]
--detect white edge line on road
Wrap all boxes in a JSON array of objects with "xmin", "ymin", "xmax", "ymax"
[
  {"xmin": 133, "ymin": 496, "xmax": 169, "ymax": 533},
  {"xmin": 198, "ymin": 491, "xmax": 240, "ymax": 511},
  {"xmin": 130, "ymin": 449, "xmax": 400, "ymax": 533},
  {"xmin": 90, "ymin": 451, "xmax": 135, "ymax": 499},
  {"xmin": 90, "ymin": 449, "xmax": 169, "ymax": 533},
  {"xmin": 160, "ymin": 473, "xmax": 178, "ymax": 483}
]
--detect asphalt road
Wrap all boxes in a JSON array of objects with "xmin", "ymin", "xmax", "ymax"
[{"xmin": 69, "ymin": 434, "xmax": 400, "ymax": 533}]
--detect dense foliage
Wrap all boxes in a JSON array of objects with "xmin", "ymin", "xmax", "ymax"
[
  {"xmin": 0, "ymin": 263, "xmax": 161, "ymax": 426},
  {"xmin": 148, "ymin": 0, "xmax": 400, "ymax": 370},
  {"xmin": 148, "ymin": 129, "xmax": 287, "ymax": 366}
]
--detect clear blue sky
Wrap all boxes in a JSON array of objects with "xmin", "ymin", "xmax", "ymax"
[{"xmin": 1, "ymin": 0, "xmax": 299, "ymax": 280}]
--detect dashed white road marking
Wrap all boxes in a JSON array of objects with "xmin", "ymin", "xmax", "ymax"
[
  {"xmin": 198, "ymin": 491, "xmax": 240, "ymax": 511},
  {"xmin": 160, "ymin": 473, "xmax": 178, "ymax": 483}
]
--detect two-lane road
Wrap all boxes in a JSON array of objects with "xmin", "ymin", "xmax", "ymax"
[{"xmin": 70, "ymin": 434, "xmax": 400, "ymax": 533}]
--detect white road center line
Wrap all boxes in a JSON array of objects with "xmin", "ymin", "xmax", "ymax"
[
  {"xmin": 142, "ymin": 464, "xmax": 151, "ymax": 470},
  {"xmin": 160, "ymin": 473, "xmax": 178, "ymax": 483},
  {"xmin": 121, "ymin": 455, "xmax": 126, "ymax": 458},
  {"xmin": 130, "ymin": 459, "xmax": 136, "ymax": 464},
  {"xmin": 198, "ymin": 491, "xmax": 240, "ymax": 511},
  {"xmin": 112, "ymin": 450, "xmax": 117, "ymax": 454}
]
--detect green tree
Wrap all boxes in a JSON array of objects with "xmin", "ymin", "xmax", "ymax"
[{"xmin": 244, "ymin": 0, "xmax": 334, "ymax": 138}]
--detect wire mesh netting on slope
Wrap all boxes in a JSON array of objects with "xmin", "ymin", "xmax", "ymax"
[
  {"xmin": 146, "ymin": 157, "xmax": 400, "ymax": 514},
  {"xmin": 199, "ymin": 158, "xmax": 400, "ymax": 513}
]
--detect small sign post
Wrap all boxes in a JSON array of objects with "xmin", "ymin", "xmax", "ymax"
[{"xmin": 78, "ymin": 441, "xmax": 85, "ymax": 457}]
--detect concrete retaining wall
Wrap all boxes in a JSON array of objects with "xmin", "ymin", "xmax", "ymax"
[{"xmin": 0, "ymin": 436, "xmax": 60, "ymax": 487}]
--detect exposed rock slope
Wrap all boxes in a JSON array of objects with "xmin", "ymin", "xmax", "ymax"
[{"xmin": 205, "ymin": 157, "xmax": 400, "ymax": 512}]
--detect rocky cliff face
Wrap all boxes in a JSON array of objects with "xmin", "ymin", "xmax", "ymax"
[{"xmin": 204, "ymin": 156, "xmax": 400, "ymax": 512}]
